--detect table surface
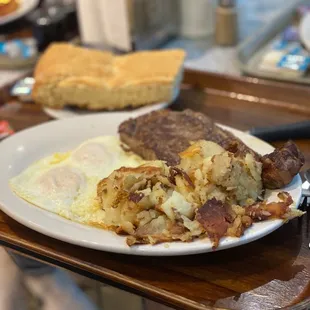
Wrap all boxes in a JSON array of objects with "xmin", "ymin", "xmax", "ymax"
[{"xmin": 0, "ymin": 70, "xmax": 310, "ymax": 310}]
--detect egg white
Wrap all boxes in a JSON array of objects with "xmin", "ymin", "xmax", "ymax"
[{"xmin": 9, "ymin": 136, "xmax": 144, "ymax": 227}]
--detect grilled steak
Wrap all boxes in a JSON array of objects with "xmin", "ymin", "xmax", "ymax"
[
  {"xmin": 261, "ymin": 141, "xmax": 305, "ymax": 189},
  {"xmin": 119, "ymin": 109, "xmax": 260, "ymax": 165},
  {"xmin": 118, "ymin": 109, "xmax": 304, "ymax": 189}
]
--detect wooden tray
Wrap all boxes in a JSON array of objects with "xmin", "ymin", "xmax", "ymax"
[{"xmin": 0, "ymin": 69, "xmax": 310, "ymax": 310}]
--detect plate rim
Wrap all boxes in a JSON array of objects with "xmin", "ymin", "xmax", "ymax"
[
  {"xmin": 0, "ymin": 0, "xmax": 39, "ymax": 25},
  {"xmin": 0, "ymin": 113, "xmax": 303, "ymax": 256},
  {"xmin": 43, "ymin": 101, "xmax": 171, "ymax": 120}
]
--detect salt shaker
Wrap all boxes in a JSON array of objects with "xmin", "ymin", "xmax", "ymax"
[
  {"xmin": 215, "ymin": 0, "xmax": 238, "ymax": 46},
  {"xmin": 180, "ymin": 0, "xmax": 214, "ymax": 38}
]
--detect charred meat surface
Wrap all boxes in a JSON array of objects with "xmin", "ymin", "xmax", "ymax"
[
  {"xmin": 196, "ymin": 198, "xmax": 235, "ymax": 248},
  {"xmin": 119, "ymin": 109, "xmax": 304, "ymax": 189},
  {"xmin": 119, "ymin": 109, "xmax": 260, "ymax": 166},
  {"xmin": 261, "ymin": 141, "xmax": 305, "ymax": 189},
  {"xmin": 196, "ymin": 193, "xmax": 298, "ymax": 249}
]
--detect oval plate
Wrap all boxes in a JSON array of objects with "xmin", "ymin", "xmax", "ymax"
[{"xmin": 0, "ymin": 113, "xmax": 302, "ymax": 256}]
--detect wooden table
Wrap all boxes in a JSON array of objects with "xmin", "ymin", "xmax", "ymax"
[{"xmin": 0, "ymin": 70, "xmax": 310, "ymax": 310}]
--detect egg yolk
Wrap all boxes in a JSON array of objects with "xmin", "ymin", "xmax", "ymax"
[
  {"xmin": 72, "ymin": 143, "xmax": 111, "ymax": 166},
  {"xmin": 37, "ymin": 166, "xmax": 84, "ymax": 199},
  {"xmin": 50, "ymin": 152, "xmax": 71, "ymax": 164}
]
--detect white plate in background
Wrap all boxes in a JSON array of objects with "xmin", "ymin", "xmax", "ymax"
[
  {"xmin": 0, "ymin": 0, "xmax": 39, "ymax": 25},
  {"xmin": 0, "ymin": 113, "xmax": 302, "ymax": 256},
  {"xmin": 43, "ymin": 101, "xmax": 172, "ymax": 119}
]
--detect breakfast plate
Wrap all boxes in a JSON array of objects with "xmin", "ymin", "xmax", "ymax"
[
  {"xmin": 0, "ymin": 113, "xmax": 302, "ymax": 256},
  {"xmin": 0, "ymin": 0, "xmax": 39, "ymax": 25}
]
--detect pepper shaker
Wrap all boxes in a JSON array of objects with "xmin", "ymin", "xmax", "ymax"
[{"xmin": 215, "ymin": 0, "xmax": 238, "ymax": 46}]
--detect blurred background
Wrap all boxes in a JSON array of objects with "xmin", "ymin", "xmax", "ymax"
[{"xmin": 1, "ymin": 0, "xmax": 309, "ymax": 84}]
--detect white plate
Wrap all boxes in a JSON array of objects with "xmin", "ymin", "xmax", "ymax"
[
  {"xmin": 43, "ymin": 101, "xmax": 171, "ymax": 120},
  {"xmin": 0, "ymin": 0, "xmax": 39, "ymax": 25},
  {"xmin": 0, "ymin": 113, "xmax": 302, "ymax": 256},
  {"xmin": 299, "ymin": 12, "xmax": 310, "ymax": 52}
]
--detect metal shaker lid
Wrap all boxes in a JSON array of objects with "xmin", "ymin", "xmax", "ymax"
[{"xmin": 218, "ymin": 0, "xmax": 235, "ymax": 7}]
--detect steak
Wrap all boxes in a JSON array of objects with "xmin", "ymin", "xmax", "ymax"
[
  {"xmin": 261, "ymin": 141, "xmax": 305, "ymax": 189},
  {"xmin": 119, "ymin": 109, "xmax": 259, "ymax": 166},
  {"xmin": 118, "ymin": 109, "xmax": 304, "ymax": 189}
]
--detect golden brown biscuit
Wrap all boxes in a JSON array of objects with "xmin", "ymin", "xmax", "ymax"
[{"xmin": 32, "ymin": 43, "xmax": 185, "ymax": 110}]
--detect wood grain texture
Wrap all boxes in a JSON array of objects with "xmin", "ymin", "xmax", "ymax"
[{"xmin": 0, "ymin": 70, "xmax": 310, "ymax": 310}]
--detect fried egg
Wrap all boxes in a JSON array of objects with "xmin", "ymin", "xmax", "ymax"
[{"xmin": 9, "ymin": 136, "xmax": 144, "ymax": 226}]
